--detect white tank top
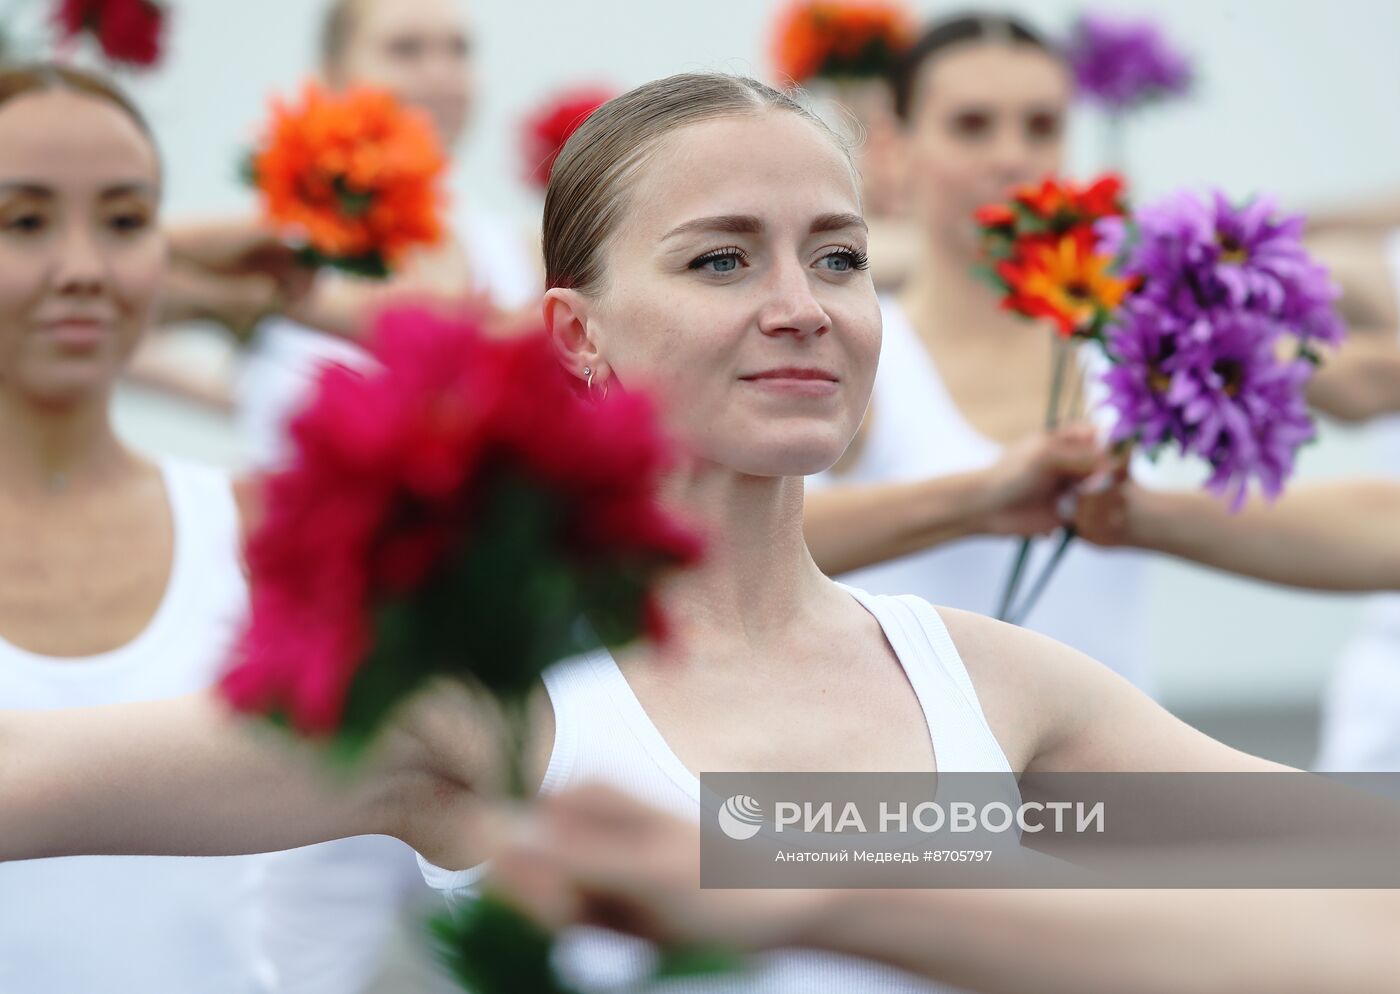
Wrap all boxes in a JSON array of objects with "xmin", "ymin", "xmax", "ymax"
[
  {"xmin": 237, "ymin": 202, "xmax": 539, "ymax": 468},
  {"xmin": 1315, "ymin": 229, "xmax": 1400, "ymax": 771},
  {"xmin": 0, "ymin": 459, "xmax": 263, "ymax": 994},
  {"xmin": 810, "ymin": 297, "xmax": 1153, "ymax": 691},
  {"xmin": 417, "ymin": 584, "xmax": 1013, "ymax": 994}
]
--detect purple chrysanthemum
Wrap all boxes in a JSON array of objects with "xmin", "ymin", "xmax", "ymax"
[
  {"xmin": 1104, "ymin": 297, "xmax": 1317, "ymax": 509},
  {"xmin": 1119, "ymin": 189, "xmax": 1344, "ymax": 349},
  {"xmin": 1068, "ymin": 12, "xmax": 1192, "ymax": 112}
]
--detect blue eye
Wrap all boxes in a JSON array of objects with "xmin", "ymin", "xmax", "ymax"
[
  {"xmin": 689, "ymin": 248, "xmax": 748, "ymax": 275},
  {"xmin": 818, "ymin": 248, "xmax": 869, "ymax": 272}
]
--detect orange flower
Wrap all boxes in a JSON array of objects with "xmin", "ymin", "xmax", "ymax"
[
  {"xmin": 251, "ymin": 82, "xmax": 447, "ymax": 275},
  {"xmin": 1012, "ymin": 174, "xmax": 1125, "ymax": 225},
  {"xmin": 771, "ymin": 0, "xmax": 915, "ymax": 84},
  {"xmin": 998, "ymin": 227, "xmax": 1134, "ymax": 336}
]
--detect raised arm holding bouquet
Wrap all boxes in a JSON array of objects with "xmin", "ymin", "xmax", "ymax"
[{"xmin": 988, "ymin": 185, "xmax": 1346, "ymax": 622}]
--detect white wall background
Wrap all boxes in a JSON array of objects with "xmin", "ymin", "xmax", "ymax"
[{"xmin": 80, "ymin": 0, "xmax": 1400, "ymax": 711}]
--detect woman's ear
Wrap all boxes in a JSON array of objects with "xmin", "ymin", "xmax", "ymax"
[{"xmin": 544, "ymin": 287, "xmax": 605, "ymax": 384}]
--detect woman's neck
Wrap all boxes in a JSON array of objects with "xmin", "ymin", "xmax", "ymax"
[
  {"xmin": 647, "ymin": 461, "xmax": 830, "ymax": 659},
  {"xmin": 0, "ymin": 389, "xmax": 134, "ymax": 500},
  {"xmin": 899, "ymin": 227, "xmax": 1027, "ymax": 342}
]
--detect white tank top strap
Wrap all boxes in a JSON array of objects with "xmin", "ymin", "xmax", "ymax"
[
  {"xmin": 160, "ymin": 458, "xmax": 240, "ymax": 550},
  {"xmin": 159, "ymin": 458, "xmax": 247, "ymax": 632},
  {"xmin": 838, "ymin": 583, "xmax": 1012, "ymax": 774}
]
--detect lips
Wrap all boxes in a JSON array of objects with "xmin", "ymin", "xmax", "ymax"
[
  {"xmin": 738, "ymin": 366, "xmax": 841, "ymax": 399},
  {"xmin": 40, "ymin": 318, "xmax": 112, "ymax": 349},
  {"xmin": 739, "ymin": 367, "xmax": 839, "ymax": 382}
]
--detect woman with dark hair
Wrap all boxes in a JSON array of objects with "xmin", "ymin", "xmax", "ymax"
[
  {"xmin": 805, "ymin": 13, "xmax": 1158, "ymax": 691},
  {"xmin": 0, "ymin": 63, "xmax": 263, "ymax": 994}
]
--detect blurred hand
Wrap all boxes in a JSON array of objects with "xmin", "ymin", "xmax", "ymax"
[
  {"xmin": 979, "ymin": 424, "xmax": 1103, "ymax": 537},
  {"xmin": 1072, "ymin": 448, "xmax": 1137, "ymax": 547},
  {"xmin": 165, "ymin": 218, "xmax": 315, "ymax": 338},
  {"xmin": 487, "ymin": 783, "xmax": 821, "ymax": 953}
]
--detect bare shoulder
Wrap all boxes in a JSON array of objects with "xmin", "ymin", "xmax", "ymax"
[{"xmin": 934, "ymin": 605, "xmax": 1279, "ymax": 774}]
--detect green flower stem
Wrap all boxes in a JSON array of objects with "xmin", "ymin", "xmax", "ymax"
[
  {"xmin": 996, "ymin": 336, "xmax": 1074, "ymax": 620},
  {"xmin": 1104, "ymin": 112, "xmax": 1128, "ymax": 175},
  {"xmin": 1008, "ymin": 437, "xmax": 1133, "ymax": 624},
  {"xmin": 501, "ymin": 692, "xmax": 531, "ymax": 800},
  {"xmin": 1008, "ymin": 525, "xmax": 1076, "ymax": 626}
]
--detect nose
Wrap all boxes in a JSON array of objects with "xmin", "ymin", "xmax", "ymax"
[
  {"xmin": 757, "ymin": 259, "xmax": 830, "ymax": 339},
  {"xmin": 988, "ymin": 125, "xmax": 1037, "ymax": 188},
  {"xmin": 50, "ymin": 221, "xmax": 108, "ymax": 298}
]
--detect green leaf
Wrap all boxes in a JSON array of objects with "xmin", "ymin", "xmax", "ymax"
[
  {"xmin": 972, "ymin": 264, "xmax": 1010, "ymax": 295},
  {"xmin": 238, "ymin": 150, "xmax": 259, "ymax": 188},
  {"xmin": 653, "ymin": 943, "xmax": 748, "ymax": 979},
  {"xmin": 430, "ymin": 896, "xmax": 581, "ymax": 994}
]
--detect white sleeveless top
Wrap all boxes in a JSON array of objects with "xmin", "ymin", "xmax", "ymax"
[
  {"xmin": 417, "ymin": 584, "xmax": 1013, "ymax": 994},
  {"xmin": 810, "ymin": 297, "xmax": 1153, "ymax": 691},
  {"xmin": 1315, "ymin": 229, "xmax": 1400, "ymax": 772},
  {"xmin": 237, "ymin": 201, "xmax": 539, "ymax": 468},
  {"xmin": 0, "ymin": 459, "xmax": 263, "ymax": 994}
]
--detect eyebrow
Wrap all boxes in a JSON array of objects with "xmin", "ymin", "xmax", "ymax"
[
  {"xmin": 0, "ymin": 181, "xmax": 157, "ymax": 198},
  {"xmin": 811, "ymin": 212, "xmax": 868, "ymax": 235},
  {"xmin": 662, "ymin": 212, "xmax": 867, "ymax": 241}
]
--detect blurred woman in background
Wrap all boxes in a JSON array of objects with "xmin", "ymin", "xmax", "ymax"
[
  {"xmin": 0, "ymin": 63, "xmax": 263, "ymax": 994},
  {"xmin": 805, "ymin": 13, "xmax": 1157, "ymax": 691},
  {"xmin": 233, "ymin": 0, "xmax": 537, "ymax": 469}
]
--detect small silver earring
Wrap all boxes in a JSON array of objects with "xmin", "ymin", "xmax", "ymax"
[{"xmin": 584, "ymin": 366, "xmax": 609, "ymax": 401}]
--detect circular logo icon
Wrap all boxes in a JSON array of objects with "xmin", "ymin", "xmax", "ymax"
[{"xmin": 718, "ymin": 794, "xmax": 764, "ymax": 841}]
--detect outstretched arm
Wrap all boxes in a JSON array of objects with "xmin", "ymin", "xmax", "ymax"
[
  {"xmin": 804, "ymin": 887, "xmax": 1399, "ymax": 994},
  {"xmin": 937, "ymin": 607, "xmax": 1289, "ymax": 776},
  {"xmin": 805, "ymin": 426, "xmax": 1101, "ymax": 575},
  {"xmin": 1074, "ymin": 478, "xmax": 1400, "ymax": 592},
  {"xmin": 490, "ymin": 784, "xmax": 1400, "ymax": 994},
  {"xmin": 164, "ymin": 217, "xmax": 480, "ymax": 342},
  {"xmin": 1305, "ymin": 330, "xmax": 1400, "ymax": 423},
  {"xmin": 0, "ymin": 690, "xmax": 415, "ymax": 861}
]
